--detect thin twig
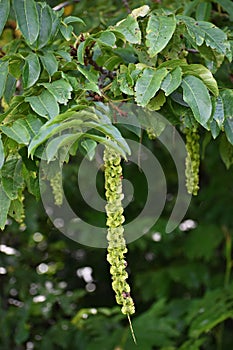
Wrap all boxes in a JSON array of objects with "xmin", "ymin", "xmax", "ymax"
[
  {"xmin": 122, "ymin": 0, "xmax": 131, "ymax": 14},
  {"xmin": 127, "ymin": 314, "xmax": 137, "ymax": 345},
  {"xmin": 53, "ymin": 0, "xmax": 80, "ymax": 11},
  {"xmin": 186, "ymin": 48, "xmax": 199, "ymax": 54}
]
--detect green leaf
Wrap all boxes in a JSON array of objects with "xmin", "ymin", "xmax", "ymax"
[
  {"xmin": 76, "ymin": 37, "xmax": 94, "ymax": 65},
  {"xmin": 180, "ymin": 16, "xmax": 230, "ymax": 56},
  {"xmin": 117, "ymin": 67, "xmax": 134, "ymax": 95},
  {"xmin": 46, "ymin": 133, "xmax": 82, "ymax": 162},
  {"xmin": 64, "ymin": 16, "xmax": 85, "ymax": 26},
  {"xmin": 209, "ymin": 119, "xmax": 220, "ymax": 139},
  {"xmin": 181, "ymin": 75, "xmax": 212, "ymax": 127},
  {"xmin": 40, "ymin": 79, "xmax": 73, "ymax": 105},
  {"xmin": 77, "ymin": 41, "xmax": 86, "ymax": 65},
  {"xmin": 161, "ymin": 66, "xmax": 182, "ymax": 96},
  {"xmin": 49, "ymin": 7, "xmax": 61, "ymax": 41},
  {"xmin": 220, "ymin": 134, "xmax": 233, "ymax": 169},
  {"xmin": 0, "ymin": 134, "xmax": 5, "ymax": 169},
  {"xmin": 146, "ymin": 14, "xmax": 176, "ymax": 57},
  {"xmin": 0, "ymin": 96, "xmax": 25, "ymax": 123},
  {"xmin": 1, "ymin": 119, "xmax": 31, "ymax": 145},
  {"xmin": 60, "ymin": 23, "xmax": 73, "ymax": 41},
  {"xmin": 115, "ymin": 15, "xmax": 141, "ymax": 44},
  {"xmin": 115, "ymin": 46, "xmax": 137, "ymax": 64},
  {"xmin": 84, "ymin": 121, "xmax": 131, "ymax": 155},
  {"xmin": 196, "ymin": 1, "xmax": 211, "ymax": 21},
  {"xmin": 181, "ymin": 64, "xmax": 218, "ymax": 96},
  {"xmin": 22, "ymin": 53, "xmax": 41, "ymax": 89},
  {"xmin": 49, "ymin": 107, "xmax": 98, "ymax": 125},
  {"xmin": 221, "ymin": 89, "xmax": 233, "ymax": 119},
  {"xmin": 28, "ymin": 124, "xmax": 61, "ymax": 157},
  {"xmin": 180, "ymin": 16, "xmax": 206, "ymax": 46},
  {"xmin": 36, "ymin": 3, "xmax": 53, "ymax": 49},
  {"xmin": 85, "ymin": 134, "xmax": 128, "ymax": 159},
  {"xmin": 147, "ymin": 91, "xmax": 166, "ymax": 111},
  {"xmin": 124, "ymin": 299, "xmax": 179, "ymax": 348},
  {"xmin": 25, "ymin": 90, "xmax": 59, "ymax": 119},
  {"xmin": 57, "ymin": 50, "xmax": 72, "ymax": 62},
  {"xmin": 0, "ymin": 61, "xmax": 8, "ymax": 98},
  {"xmin": 198, "ymin": 21, "xmax": 230, "ymax": 55},
  {"xmin": 188, "ymin": 288, "xmax": 233, "ymax": 338},
  {"xmin": 97, "ymin": 31, "xmax": 116, "ymax": 47},
  {"xmin": 212, "ymin": 96, "xmax": 225, "ymax": 127},
  {"xmin": 198, "ymin": 45, "xmax": 225, "ymax": 73},
  {"xmin": 81, "ymin": 139, "xmax": 97, "ymax": 161},
  {"xmin": 28, "ymin": 118, "xmax": 85, "ymax": 157},
  {"xmin": 0, "ymin": 0, "xmax": 10, "ymax": 37},
  {"xmin": 77, "ymin": 66, "xmax": 100, "ymax": 93},
  {"xmin": 78, "ymin": 66, "xmax": 99, "ymax": 84},
  {"xmin": 135, "ymin": 67, "xmax": 168, "ymax": 107},
  {"xmin": 29, "ymin": 106, "xmax": 130, "ymax": 158},
  {"xmin": 3, "ymin": 115, "xmax": 43, "ymax": 143},
  {"xmin": 23, "ymin": 114, "xmax": 44, "ymax": 138},
  {"xmin": 3, "ymin": 74, "xmax": 16, "ymax": 104},
  {"xmin": 0, "ymin": 183, "xmax": 11, "ymax": 229},
  {"xmin": 39, "ymin": 52, "xmax": 58, "ymax": 77},
  {"xmin": 13, "ymin": 0, "xmax": 39, "ymax": 45},
  {"xmin": 9, "ymin": 56, "xmax": 23, "ymax": 79},
  {"xmin": 103, "ymin": 55, "xmax": 122, "ymax": 70},
  {"xmin": 1, "ymin": 159, "xmax": 24, "ymax": 200},
  {"xmin": 9, "ymin": 197, "xmax": 25, "ymax": 223},
  {"xmin": 224, "ymin": 118, "xmax": 233, "ymax": 145}
]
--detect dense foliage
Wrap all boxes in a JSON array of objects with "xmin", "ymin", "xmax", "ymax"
[{"xmin": 0, "ymin": 0, "xmax": 233, "ymax": 349}]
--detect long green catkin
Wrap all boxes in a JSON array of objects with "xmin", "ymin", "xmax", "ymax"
[
  {"xmin": 184, "ymin": 128, "xmax": 200, "ymax": 196},
  {"xmin": 104, "ymin": 146, "xmax": 135, "ymax": 316},
  {"xmin": 50, "ymin": 171, "xmax": 63, "ymax": 206}
]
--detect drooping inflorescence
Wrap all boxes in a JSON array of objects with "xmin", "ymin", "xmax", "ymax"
[
  {"xmin": 50, "ymin": 171, "xmax": 63, "ymax": 206},
  {"xmin": 184, "ymin": 128, "xmax": 200, "ymax": 195},
  {"xmin": 104, "ymin": 146, "xmax": 135, "ymax": 316}
]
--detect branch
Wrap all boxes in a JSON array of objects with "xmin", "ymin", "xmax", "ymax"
[
  {"xmin": 122, "ymin": 0, "xmax": 131, "ymax": 14},
  {"xmin": 53, "ymin": 0, "xmax": 80, "ymax": 11}
]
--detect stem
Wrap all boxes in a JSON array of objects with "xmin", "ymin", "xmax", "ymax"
[
  {"xmin": 53, "ymin": 0, "xmax": 80, "ymax": 11},
  {"xmin": 122, "ymin": 0, "xmax": 131, "ymax": 14},
  {"xmin": 127, "ymin": 314, "xmax": 137, "ymax": 345}
]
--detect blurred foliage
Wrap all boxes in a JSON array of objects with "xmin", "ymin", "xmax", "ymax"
[
  {"xmin": 1, "ymin": 136, "xmax": 233, "ymax": 349},
  {"xmin": 0, "ymin": 0, "xmax": 233, "ymax": 349}
]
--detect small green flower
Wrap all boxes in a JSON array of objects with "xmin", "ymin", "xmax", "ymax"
[{"xmin": 104, "ymin": 146, "xmax": 135, "ymax": 316}]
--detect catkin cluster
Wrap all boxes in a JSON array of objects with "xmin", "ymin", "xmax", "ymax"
[
  {"xmin": 184, "ymin": 128, "xmax": 200, "ymax": 195},
  {"xmin": 104, "ymin": 147, "xmax": 135, "ymax": 315},
  {"xmin": 50, "ymin": 171, "xmax": 63, "ymax": 206}
]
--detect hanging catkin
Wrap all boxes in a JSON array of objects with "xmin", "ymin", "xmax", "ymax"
[
  {"xmin": 104, "ymin": 146, "xmax": 135, "ymax": 316},
  {"xmin": 50, "ymin": 171, "xmax": 63, "ymax": 206},
  {"xmin": 184, "ymin": 128, "xmax": 200, "ymax": 195}
]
